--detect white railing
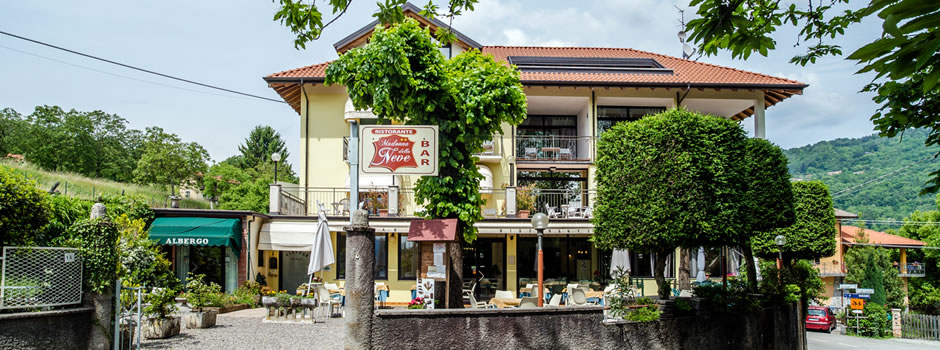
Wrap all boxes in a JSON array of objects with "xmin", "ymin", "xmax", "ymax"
[
  {"xmin": 1, "ymin": 246, "xmax": 83, "ymax": 310},
  {"xmin": 516, "ymin": 136, "xmax": 595, "ymax": 161}
]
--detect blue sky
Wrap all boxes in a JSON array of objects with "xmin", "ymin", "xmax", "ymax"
[{"xmin": 0, "ymin": 0, "xmax": 884, "ymax": 169}]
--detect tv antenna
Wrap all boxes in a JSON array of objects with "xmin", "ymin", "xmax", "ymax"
[{"xmin": 675, "ymin": 5, "xmax": 696, "ymax": 60}]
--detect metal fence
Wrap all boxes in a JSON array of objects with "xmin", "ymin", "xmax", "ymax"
[
  {"xmin": 0, "ymin": 246, "xmax": 83, "ymax": 310},
  {"xmin": 902, "ymin": 313, "xmax": 940, "ymax": 341}
]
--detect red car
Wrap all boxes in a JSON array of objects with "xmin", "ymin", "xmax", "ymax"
[{"xmin": 805, "ymin": 306, "xmax": 837, "ymax": 333}]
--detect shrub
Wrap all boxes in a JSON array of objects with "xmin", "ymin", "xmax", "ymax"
[
  {"xmin": 116, "ymin": 214, "xmax": 176, "ymax": 289},
  {"xmin": 758, "ymin": 259, "xmax": 825, "ymax": 306},
  {"xmin": 693, "ymin": 279, "xmax": 760, "ymax": 313},
  {"xmin": 672, "ymin": 298, "xmax": 694, "ymax": 316},
  {"xmin": 625, "ymin": 297, "xmax": 661, "ymax": 322},
  {"xmin": 849, "ymin": 303, "xmax": 891, "ymax": 338},
  {"xmin": 144, "ymin": 287, "xmax": 178, "ymax": 319},
  {"xmin": 185, "ymin": 273, "xmax": 223, "ymax": 311},
  {"xmin": 606, "ymin": 267, "xmax": 637, "ymax": 318},
  {"xmin": 0, "ymin": 166, "xmax": 51, "ymax": 247},
  {"xmin": 68, "ymin": 219, "xmax": 119, "ymax": 293}
]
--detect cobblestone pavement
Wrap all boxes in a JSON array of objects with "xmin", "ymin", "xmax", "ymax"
[{"xmin": 141, "ymin": 308, "xmax": 344, "ymax": 350}]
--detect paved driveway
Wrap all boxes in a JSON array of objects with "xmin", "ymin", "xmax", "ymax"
[
  {"xmin": 141, "ymin": 308, "xmax": 343, "ymax": 350},
  {"xmin": 807, "ymin": 329, "xmax": 938, "ymax": 350}
]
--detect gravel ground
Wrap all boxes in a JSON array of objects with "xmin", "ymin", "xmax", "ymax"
[{"xmin": 141, "ymin": 308, "xmax": 344, "ymax": 350}]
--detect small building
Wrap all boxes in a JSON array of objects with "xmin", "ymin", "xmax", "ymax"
[
  {"xmin": 149, "ymin": 209, "xmax": 267, "ymax": 292},
  {"xmin": 816, "ymin": 209, "xmax": 927, "ymax": 310}
]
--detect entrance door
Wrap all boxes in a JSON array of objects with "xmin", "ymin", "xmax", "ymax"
[
  {"xmin": 189, "ymin": 246, "xmax": 225, "ymax": 288},
  {"xmin": 281, "ymin": 251, "xmax": 310, "ymax": 293},
  {"xmin": 462, "ymin": 238, "xmax": 506, "ymax": 300}
]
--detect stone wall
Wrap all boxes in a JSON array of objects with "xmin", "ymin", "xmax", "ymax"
[
  {"xmin": 0, "ymin": 307, "xmax": 95, "ymax": 350},
  {"xmin": 372, "ymin": 302, "xmax": 803, "ymax": 350}
]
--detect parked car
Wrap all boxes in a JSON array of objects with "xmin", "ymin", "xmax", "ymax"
[{"xmin": 805, "ymin": 306, "xmax": 837, "ymax": 333}]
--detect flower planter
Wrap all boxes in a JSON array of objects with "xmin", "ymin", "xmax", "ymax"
[
  {"xmin": 301, "ymin": 297, "xmax": 318, "ymax": 308},
  {"xmin": 185, "ymin": 309, "xmax": 218, "ymax": 329},
  {"xmin": 379, "ymin": 209, "xmax": 389, "ymax": 217},
  {"xmin": 143, "ymin": 317, "xmax": 181, "ymax": 339},
  {"xmin": 261, "ymin": 296, "xmax": 277, "ymax": 307},
  {"xmin": 518, "ymin": 210, "xmax": 530, "ymax": 219}
]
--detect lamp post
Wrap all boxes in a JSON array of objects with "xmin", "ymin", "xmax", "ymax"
[
  {"xmin": 774, "ymin": 234, "xmax": 786, "ymax": 284},
  {"xmin": 271, "ymin": 152, "xmax": 282, "ymax": 184},
  {"xmin": 531, "ymin": 213, "xmax": 549, "ymax": 307}
]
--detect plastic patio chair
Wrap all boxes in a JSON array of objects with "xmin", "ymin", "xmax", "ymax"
[
  {"xmin": 569, "ymin": 288, "xmax": 589, "ymax": 306},
  {"xmin": 545, "ymin": 204, "xmax": 561, "ymax": 219},
  {"xmin": 518, "ymin": 297, "xmax": 538, "ymax": 308},
  {"xmin": 548, "ymin": 294, "xmax": 562, "ymax": 306},
  {"xmin": 468, "ymin": 294, "xmax": 495, "ymax": 309},
  {"xmin": 524, "ymin": 147, "xmax": 538, "ymax": 159},
  {"xmin": 317, "ymin": 285, "xmax": 342, "ymax": 319},
  {"xmin": 495, "ymin": 290, "xmax": 514, "ymax": 299}
]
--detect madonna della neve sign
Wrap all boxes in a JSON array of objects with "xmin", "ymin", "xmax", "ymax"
[{"xmin": 359, "ymin": 125, "xmax": 439, "ymax": 176}]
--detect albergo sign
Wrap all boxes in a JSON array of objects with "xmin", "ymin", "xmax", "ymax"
[{"xmin": 360, "ymin": 125, "xmax": 439, "ymax": 176}]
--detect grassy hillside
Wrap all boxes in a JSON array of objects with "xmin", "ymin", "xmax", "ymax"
[
  {"xmin": 784, "ymin": 129, "xmax": 939, "ymax": 228},
  {"xmin": 0, "ymin": 160, "xmax": 210, "ymax": 209}
]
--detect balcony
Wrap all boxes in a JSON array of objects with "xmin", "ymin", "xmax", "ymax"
[
  {"xmin": 814, "ymin": 263, "xmax": 845, "ymax": 277},
  {"xmin": 899, "ymin": 263, "xmax": 926, "ymax": 277},
  {"xmin": 474, "ymin": 137, "xmax": 504, "ymax": 163},
  {"xmin": 516, "ymin": 135, "xmax": 594, "ymax": 162},
  {"xmin": 269, "ymin": 185, "xmax": 595, "ymax": 219}
]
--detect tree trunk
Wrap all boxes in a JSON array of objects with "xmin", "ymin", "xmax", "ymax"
[
  {"xmin": 654, "ymin": 249, "xmax": 671, "ymax": 299},
  {"xmin": 446, "ymin": 241, "xmax": 464, "ymax": 308},
  {"xmin": 742, "ymin": 240, "xmax": 759, "ymax": 291},
  {"xmin": 677, "ymin": 248, "xmax": 691, "ymax": 290}
]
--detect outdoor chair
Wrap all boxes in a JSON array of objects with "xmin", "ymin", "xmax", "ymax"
[
  {"xmin": 563, "ymin": 283, "xmax": 579, "ymax": 303},
  {"xmin": 518, "ymin": 297, "xmax": 538, "ymax": 308},
  {"xmin": 338, "ymin": 198, "xmax": 350, "ymax": 215},
  {"xmin": 548, "ymin": 294, "xmax": 562, "ymax": 307},
  {"xmin": 317, "ymin": 285, "xmax": 342, "ymax": 319},
  {"xmin": 582, "ymin": 206, "xmax": 593, "ymax": 218},
  {"xmin": 524, "ymin": 147, "xmax": 538, "ymax": 159},
  {"xmin": 468, "ymin": 294, "xmax": 494, "ymax": 309},
  {"xmin": 495, "ymin": 290, "xmax": 514, "ymax": 300},
  {"xmin": 545, "ymin": 204, "xmax": 561, "ymax": 219},
  {"xmin": 559, "ymin": 148, "xmax": 573, "ymax": 160},
  {"xmin": 569, "ymin": 288, "xmax": 589, "ymax": 306}
]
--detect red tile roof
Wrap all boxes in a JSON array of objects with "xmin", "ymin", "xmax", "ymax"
[
  {"xmin": 267, "ymin": 62, "xmax": 330, "ymax": 79},
  {"xmin": 481, "ymin": 46, "xmax": 805, "ymax": 88},
  {"xmin": 840, "ymin": 225, "xmax": 926, "ymax": 247}
]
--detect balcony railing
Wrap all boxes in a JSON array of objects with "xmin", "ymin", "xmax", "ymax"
[
  {"xmin": 474, "ymin": 136, "xmax": 504, "ymax": 158},
  {"xmin": 516, "ymin": 135, "xmax": 594, "ymax": 162},
  {"xmin": 814, "ymin": 263, "xmax": 845, "ymax": 277},
  {"xmin": 900, "ymin": 263, "xmax": 926, "ymax": 277},
  {"xmin": 269, "ymin": 185, "xmax": 595, "ymax": 219}
]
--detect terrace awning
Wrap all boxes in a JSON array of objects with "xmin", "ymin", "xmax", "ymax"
[
  {"xmin": 259, "ymin": 221, "xmax": 317, "ymax": 251},
  {"xmin": 149, "ymin": 217, "xmax": 242, "ymax": 250}
]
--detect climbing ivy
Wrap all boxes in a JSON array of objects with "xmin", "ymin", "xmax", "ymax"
[{"xmin": 325, "ymin": 19, "xmax": 526, "ymax": 242}]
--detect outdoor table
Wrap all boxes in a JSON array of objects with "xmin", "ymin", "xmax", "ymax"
[
  {"xmin": 541, "ymin": 147, "xmax": 561, "ymax": 159},
  {"xmin": 329, "ymin": 289, "xmax": 344, "ymax": 296},
  {"xmin": 489, "ymin": 298, "xmax": 522, "ymax": 308}
]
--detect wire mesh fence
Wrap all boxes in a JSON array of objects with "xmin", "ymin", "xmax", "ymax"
[{"xmin": 0, "ymin": 246, "xmax": 83, "ymax": 310}]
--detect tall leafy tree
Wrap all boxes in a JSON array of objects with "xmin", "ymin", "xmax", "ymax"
[
  {"xmin": 133, "ymin": 127, "xmax": 210, "ymax": 194},
  {"xmin": 685, "ymin": 0, "xmax": 940, "ymax": 193},
  {"xmin": 741, "ymin": 138, "xmax": 796, "ymax": 289},
  {"xmin": 753, "ymin": 181, "xmax": 837, "ymax": 261},
  {"xmin": 0, "ymin": 108, "xmax": 25, "ymax": 156},
  {"xmin": 592, "ymin": 109, "xmax": 748, "ymax": 299},
  {"xmin": 274, "ymin": 0, "xmax": 478, "ymax": 49},
  {"xmin": 238, "ymin": 126, "xmax": 291, "ymax": 170},
  {"xmin": 325, "ymin": 19, "xmax": 527, "ymax": 306}
]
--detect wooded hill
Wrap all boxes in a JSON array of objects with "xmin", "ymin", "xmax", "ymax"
[{"xmin": 784, "ymin": 128, "xmax": 938, "ymax": 228}]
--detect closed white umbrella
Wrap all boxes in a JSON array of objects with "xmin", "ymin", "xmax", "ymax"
[
  {"xmin": 610, "ymin": 249, "xmax": 631, "ymax": 278},
  {"xmin": 306, "ymin": 203, "xmax": 334, "ymax": 295},
  {"xmin": 695, "ymin": 247, "xmax": 707, "ymax": 282}
]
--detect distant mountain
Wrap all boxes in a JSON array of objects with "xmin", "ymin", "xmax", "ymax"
[{"xmin": 783, "ymin": 129, "xmax": 939, "ymax": 229}]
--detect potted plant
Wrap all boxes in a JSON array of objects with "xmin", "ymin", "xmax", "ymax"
[
  {"xmin": 517, "ymin": 185, "xmax": 536, "ymax": 218},
  {"xmin": 183, "ymin": 273, "xmax": 220, "ymax": 329},
  {"xmin": 261, "ymin": 287, "xmax": 277, "ymax": 307},
  {"xmin": 143, "ymin": 287, "xmax": 181, "ymax": 339},
  {"xmin": 407, "ymin": 297, "xmax": 426, "ymax": 309}
]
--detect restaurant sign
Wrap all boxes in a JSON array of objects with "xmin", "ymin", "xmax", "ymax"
[{"xmin": 360, "ymin": 125, "xmax": 439, "ymax": 176}]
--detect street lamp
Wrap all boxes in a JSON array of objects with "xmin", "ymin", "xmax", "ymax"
[
  {"xmin": 774, "ymin": 234, "xmax": 786, "ymax": 281},
  {"xmin": 271, "ymin": 152, "xmax": 282, "ymax": 184},
  {"xmin": 531, "ymin": 213, "xmax": 549, "ymax": 307}
]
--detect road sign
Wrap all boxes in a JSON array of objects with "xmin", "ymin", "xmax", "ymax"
[
  {"xmin": 850, "ymin": 298, "xmax": 865, "ymax": 310},
  {"xmin": 851, "ymin": 309, "xmax": 863, "ymax": 314},
  {"xmin": 845, "ymin": 293, "xmax": 871, "ymax": 299},
  {"xmin": 857, "ymin": 288, "xmax": 875, "ymax": 294},
  {"xmin": 839, "ymin": 284, "xmax": 858, "ymax": 289}
]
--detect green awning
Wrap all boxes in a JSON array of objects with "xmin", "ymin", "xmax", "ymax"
[{"xmin": 149, "ymin": 217, "xmax": 241, "ymax": 250}]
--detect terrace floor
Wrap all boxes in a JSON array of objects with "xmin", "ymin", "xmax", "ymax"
[{"xmin": 141, "ymin": 308, "xmax": 343, "ymax": 350}]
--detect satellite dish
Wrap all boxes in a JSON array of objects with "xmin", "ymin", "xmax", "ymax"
[
  {"xmin": 677, "ymin": 30, "xmax": 687, "ymax": 43},
  {"xmin": 682, "ymin": 43, "xmax": 694, "ymax": 58}
]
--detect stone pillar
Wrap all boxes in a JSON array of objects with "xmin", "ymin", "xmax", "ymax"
[
  {"xmin": 344, "ymin": 209, "xmax": 375, "ymax": 350},
  {"xmin": 891, "ymin": 308, "xmax": 902, "ymax": 337},
  {"xmin": 754, "ymin": 95, "xmax": 766, "ymax": 139},
  {"xmin": 87, "ymin": 202, "xmax": 113, "ymax": 350}
]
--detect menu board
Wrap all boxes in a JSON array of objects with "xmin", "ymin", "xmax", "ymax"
[{"xmin": 416, "ymin": 278, "xmax": 435, "ymax": 309}]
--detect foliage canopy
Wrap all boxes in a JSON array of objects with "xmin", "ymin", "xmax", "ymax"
[
  {"xmin": 324, "ymin": 19, "xmax": 526, "ymax": 242},
  {"xmin": 686, "ymin": 0, "xmax": 940, "ymax": 193},
  {"xmin": 592, "ymin": 109, "xmax": 748, "ymax": 298},
  {"xmin": 753, "ymin": 181, "xmax": 836, "ymax": 261},
  {"xmin": 0, "ymin": 166, "xmax": 51, "ymax": 248}
]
